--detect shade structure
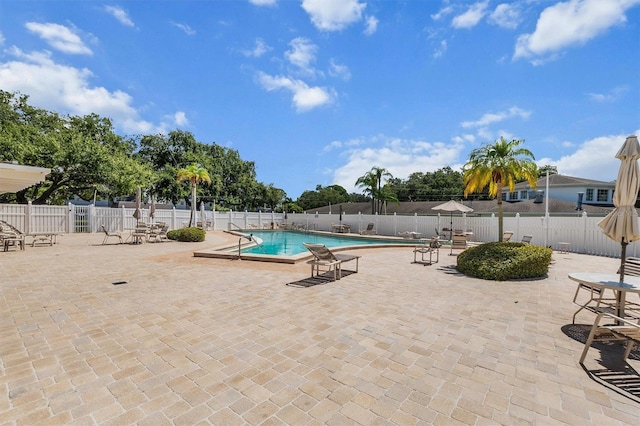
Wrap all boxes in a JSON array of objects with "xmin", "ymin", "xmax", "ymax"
[
  {"xmin": 132, "ymin": 187, "xmax": 142, "ymax": 223},
  {"xmin": 431, "ymin": 200, "xmax": 474, "ymax": 240},
  {"xmin": 598, "ymin": 135, "xmax": 640, "ymax": 283},
  {"xmin": 0, "ymin": 163, "xmax": 50, "ymax": 194}
]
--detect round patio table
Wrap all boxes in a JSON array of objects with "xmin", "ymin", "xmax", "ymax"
[{"xmin": 568, "ymin": 272, "xmax": 640, "ymax": 319}]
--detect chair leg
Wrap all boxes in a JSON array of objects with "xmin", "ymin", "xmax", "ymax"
[{"xmin": 580, "ymin": 314, "xmax": 604, "ymax": 364}]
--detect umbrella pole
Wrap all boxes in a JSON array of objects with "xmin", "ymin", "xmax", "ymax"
[{"xmin": 618, "ymin": 238, "xmax": 628, "ymax": 321}]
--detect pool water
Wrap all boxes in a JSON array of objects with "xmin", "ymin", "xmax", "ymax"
[{"xmin": 241, "ymin": 230, "xmax": 419, "ymax": 256}]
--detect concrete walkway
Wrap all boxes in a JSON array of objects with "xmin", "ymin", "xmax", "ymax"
[{"xmin": 0, "ymin": 232, "xmax": 638, "ymax": 425}]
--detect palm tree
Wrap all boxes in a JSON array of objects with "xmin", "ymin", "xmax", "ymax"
[
  {"xmin": 463, "ymin": 137, "xmax": 538, "ymax": 241},
  {"xmin": 177, "ymin": 163, "xmax": 212, "ymax": 227},
  {"xmin": 356, "ymin": 166, "xmax": 394, "ymax": 214}
]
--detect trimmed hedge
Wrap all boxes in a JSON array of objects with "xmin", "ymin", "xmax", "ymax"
[
  {"xmin": 167, "ymin": 227, "xmax": 206, "ymax": 242},
  {"xmin": 456, "ymin": 242, "xmax": 553, "ymax": 281}
]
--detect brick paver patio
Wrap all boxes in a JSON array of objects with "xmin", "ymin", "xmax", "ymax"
[{"xmin": 1, "ymin": 232, "xmax": 638, "ymax": 425}]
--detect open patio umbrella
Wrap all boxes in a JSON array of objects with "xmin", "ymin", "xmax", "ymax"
[
  {"xmin": 431, "ymin": 200, "xmax": 474, "ymax": 241},
  {"xmin": 598, "ymin": 135, "xmax": 640, "ymax": 283},
  {"xmin": 132, "ymin": 186, "xmax": 142, "ymax": 225}
]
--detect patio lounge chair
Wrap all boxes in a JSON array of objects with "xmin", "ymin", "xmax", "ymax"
[
  {"xmin": 303, "ymin": 243, "xmax": 361, "ymax": 281},
  {"xmin": 450, "ymin": 234, "xmax": 467, "ymax": 255},
  {"xmin": 521, "ymin": 235, "xmax": 533, "ymax": 244},
  {"xmin": 149, "ymin": 223, "xmax": 169, "ymax": 242},
  {"xmin": 579, "ymin": 312, "xmax": 640, "ymax": 364},
  {"xmin": 361, "ymin": 223, "xmax": 376, "ymax": 235},
  {"xmin": 413, "ymin": 236, "xmax": 440, "ymax": 265},
  {"xmin": 502, "ymin": 231, "xmax": 514, "ymax": 242},
  {"xmin": 0, "ymin": 220, "xmax": 26, "ymax": 251},
  {"xmin": 101, "ymin": 225, "xmax": 123, "ymax": 245}
]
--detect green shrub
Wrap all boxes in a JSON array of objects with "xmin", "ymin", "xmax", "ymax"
[
  {"xmin": 456, "ymin": 242, "xmax": 553, "ymax": 281},
  {"xmin": 166, "ymin": 227, "xmax": 206, "ymax": 242}
]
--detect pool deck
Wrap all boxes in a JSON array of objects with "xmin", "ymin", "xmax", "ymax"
[{"xmin": 1, "ymin": 231, "xmax": 639, "ymax": 425}]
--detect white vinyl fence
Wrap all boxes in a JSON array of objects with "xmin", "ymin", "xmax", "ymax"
[{"xmin": 0, "ymin": 202, "xmax": 636, "ymax": 258}]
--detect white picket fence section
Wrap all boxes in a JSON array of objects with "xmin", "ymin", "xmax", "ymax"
[{"xmin": 0, "ymin": 202, "xmax": 636, "ymax": 258}]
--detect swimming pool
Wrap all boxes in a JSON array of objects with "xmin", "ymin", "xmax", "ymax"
[
  {"xmin": 193, "ymin": 230, "xmax": 426, "ymax": 263},
  {"xmin": 240, "ymin": 230, "xmax": 421, "ymax": 255}
]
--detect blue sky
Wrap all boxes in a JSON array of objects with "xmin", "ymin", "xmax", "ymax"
[{"xmin": 1, "ymin": 0, "xmax": 639, "ymax": 199}]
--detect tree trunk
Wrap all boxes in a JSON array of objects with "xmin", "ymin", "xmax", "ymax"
[
  {"xmin": 497, "ymin": 185, "xmax": 504, "ymax": 241},
  {"xmin": 190, "ymin": 184, "xmax": 197, "ymax": 227}
]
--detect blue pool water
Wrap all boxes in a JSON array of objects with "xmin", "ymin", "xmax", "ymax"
[{"xmin": 241, "ymin": 230, "xmax": 419, "ymax": 256}]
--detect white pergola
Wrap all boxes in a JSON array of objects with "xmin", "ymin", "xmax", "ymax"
[{"xmin": 0, "ymin": 162, "xmax": 51, "ymax": 194}]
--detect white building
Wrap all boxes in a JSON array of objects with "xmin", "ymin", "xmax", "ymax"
[{"xmin": 507, "ymin": 175, "xmax": 617, "ymax": 207}]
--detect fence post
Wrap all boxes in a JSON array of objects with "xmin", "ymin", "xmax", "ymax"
[
  {"xmin": 26, "ymin": 201, "xmax": 32, "ymax": 234},
  {"xmin": 68, "ymin": 203, "xmax": 75, "ymax": 233},
  {"xmin": 88, "ymin": 203, "xmax": 95, "ymax": 233},
  {"xmin": 515, "ymin": 212, "xmax": 520, "ymax": 239},
  {"xmin": 581, "ymin": 210, "xmax": 588, "ymax": 254}
]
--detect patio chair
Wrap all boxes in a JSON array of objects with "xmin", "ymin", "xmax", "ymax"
[
  {"xmin": 450, "ymin": 234, "xmax": 467, "ymax": 255},
  {"xmin": 521, "ymin": 235, "xmax": 533, "ymax": 244},
  {"xmin": 413, "ymin": 236, "xmax": 440, "ymax": 265},
  {"xmin": 101, "ymin": 225, "xmax": 123, "ymax": 245},
  {"xmin": 149, "ymin": 223, "xmax": 169, "ymax": 242},
  {"xmin": 502, "ymin": 231, "xmax": 514, "ymax": 242},
  {"xmin": 360, "ymin": 223, "xmax": 376, "ymax": 235},
  {"xmin": 579, "ymin": 312, "xmax": 640, "ymax": 364},
  {"xmin": 303, "ymin": 243, "xmax": 361, "ymax": 281},
  {"xmin": 0, "ymin": 221, "xmax": 26, "ymax": 251}
]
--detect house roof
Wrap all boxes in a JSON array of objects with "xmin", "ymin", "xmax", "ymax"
[{"xmin": 513, "ymin": 174, "xmax": 615, "ymax": 190}]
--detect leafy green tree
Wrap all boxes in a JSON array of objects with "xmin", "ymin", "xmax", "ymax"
[
  {"xmin": 177, "ymin": 164, "xmax": 211, "ymax": 227},
  {"xmin": 463, "ymin": 137, "xmax": 538, "ymax": 240},
  {"xmin": 0, "ymin": 91, "xmax": 149, "ymax": 204},
  {"xmin": 296, "ymin": 184, "xmax": 350, "ymax": 210}
]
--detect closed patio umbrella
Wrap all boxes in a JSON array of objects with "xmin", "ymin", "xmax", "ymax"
[
  {"xmin": 133, "ymin": 186, "xmax": 142, "ymax": 225},
  {"xmin": 431, "ymin": 200, "xmax": 473, "ymax": 240},
  {"xmin": 598, "ymin": 135, "xmax": 640, "ymax": 283},
  {"xmin": 200, "ymin": 202, "xmax": 207, "ymax": 229},
  {"xmin": 149, "ymin": 195, "xmax": 156, "ymax": 223}
]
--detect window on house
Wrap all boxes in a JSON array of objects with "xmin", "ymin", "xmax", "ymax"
[
  {"xmin": 597, "ymin": 189, "xmax": 608, "ymax": 202},
  {"xmin": 586, "ymin": 188, "xmax": 594, "ymax": 201},
  {"xmin": 509, "ymin": 191, "xmax": 518, "ymax": 200},
  {"xmin": 501, "ymin": 192, "xmax": 507, "ymax": 201},
  {"xmin": 520, "ymin": 190, "xmax": 528, "ymax": 199}
]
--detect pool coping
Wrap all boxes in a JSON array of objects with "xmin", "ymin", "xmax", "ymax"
[{"xmin": 193, "ymin": 229, "xmax": 426, "ymax": 264}]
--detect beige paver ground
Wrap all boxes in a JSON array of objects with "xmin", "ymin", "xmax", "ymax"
[{"xmin": 0, "ymin": 232, "xmax": 639, "ymax": 425}]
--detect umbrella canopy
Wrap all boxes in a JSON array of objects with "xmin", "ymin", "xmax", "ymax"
[
  {"xmin": 432, "ymin": 200, "xmax": 474, "ymax": 240},
  {"xmin": 132, "ymin": 187, "xmax": 142, "ymax": 223},
  {"xmin": 598, "ymin": 135, "xmax": 640, "ymax": 282}
]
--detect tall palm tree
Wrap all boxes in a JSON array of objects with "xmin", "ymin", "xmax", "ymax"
[
  {"xmin": 463, "ymin": 137, "xmax": 538, "ymax": 241},
  {"xmin": 177, "ymin": 163, "xmax": 211, "ymax": 227},
  {"xmin": 356, "ymin": 166, "xmax": 394, "ymax": 214}
]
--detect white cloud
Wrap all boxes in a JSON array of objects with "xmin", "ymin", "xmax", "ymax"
[
  {"xmin": 364, "ymin": 15, "xmax": 378, "ymax": 35},
  {"xmin": 256, "ymin": 71, "xmax": 335, "ymax": 112},
  {"xmin": 433, "ymin": 39, "xmax": 448, "ymax": 58},
  {"xmin": 249, "ymin": 0, "xmax": 277, "ymax": 6},
  {"xmin": 431, "ymin": 6, "xmax": 454, "ymax": 21},
  {"xmin": 172, "ymin": 22, "xmax": 196, "ymax": 36},
  {"xmin": 514, "ymin": 0, "xmax": 640, "ymax": 62},
  {"xmin": 0, "ymin": 31, "xmax": 5, "ymax": 46},
  {"xmin": 461, "ymin": 106, "xmax": 531, "ymax": 128},
  {"xmin": 0, "ymin": 47, "xmax": 155, "ymax": 133},
  {"xmin": 301, "ymin": 0, "xmax": 366, "ymax": 31},
  {"xmin": 243, "ymin": 38, "xmax": 271, "ymax": 58},
  {"xmin": 451, "ymin": 1, "xmax": 489, "ymax": 29},
  {"xmin": 104, "ymin": 5, "xmax": 135, "ymax": 27},
  {"xmin": 173, "ymin": 111, "xmax": 189, "ymax": 126},
  {"xmin": 328, "ymin": 59, "xmax": 351, "ymax": 80},
  {"xmin": 488, "ymin": 3, "xmax": 522, "ymax": 29},
  {"xmin": 587, "ymin": 86, "xmax": 628, "ymax": 102},
  {"xmin": 285, "ymin": 37, "xmax": 317, "ymax": 74},
  {"xmin": 25, "ymin": 22, "xmax": 92, "ymax": 55},
  {"xmin": 329, "ymin": 136, "xmax": 465, "ymax": 193},
  {"xmin": 539, "ymin": 132, "xmax": 640, "ymax": 182}
]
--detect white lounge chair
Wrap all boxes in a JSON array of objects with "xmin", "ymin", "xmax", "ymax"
[
  {"xmin": 360, "ymin": 223, "xmax": 375, "ymax": 235},
  {"xmin": 413, "ymin": 236, "xmax": 440, "ymax": 265},
  {"xmin": 303, "ymin": 243, "xmax": 361, "ymax": 281}
]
